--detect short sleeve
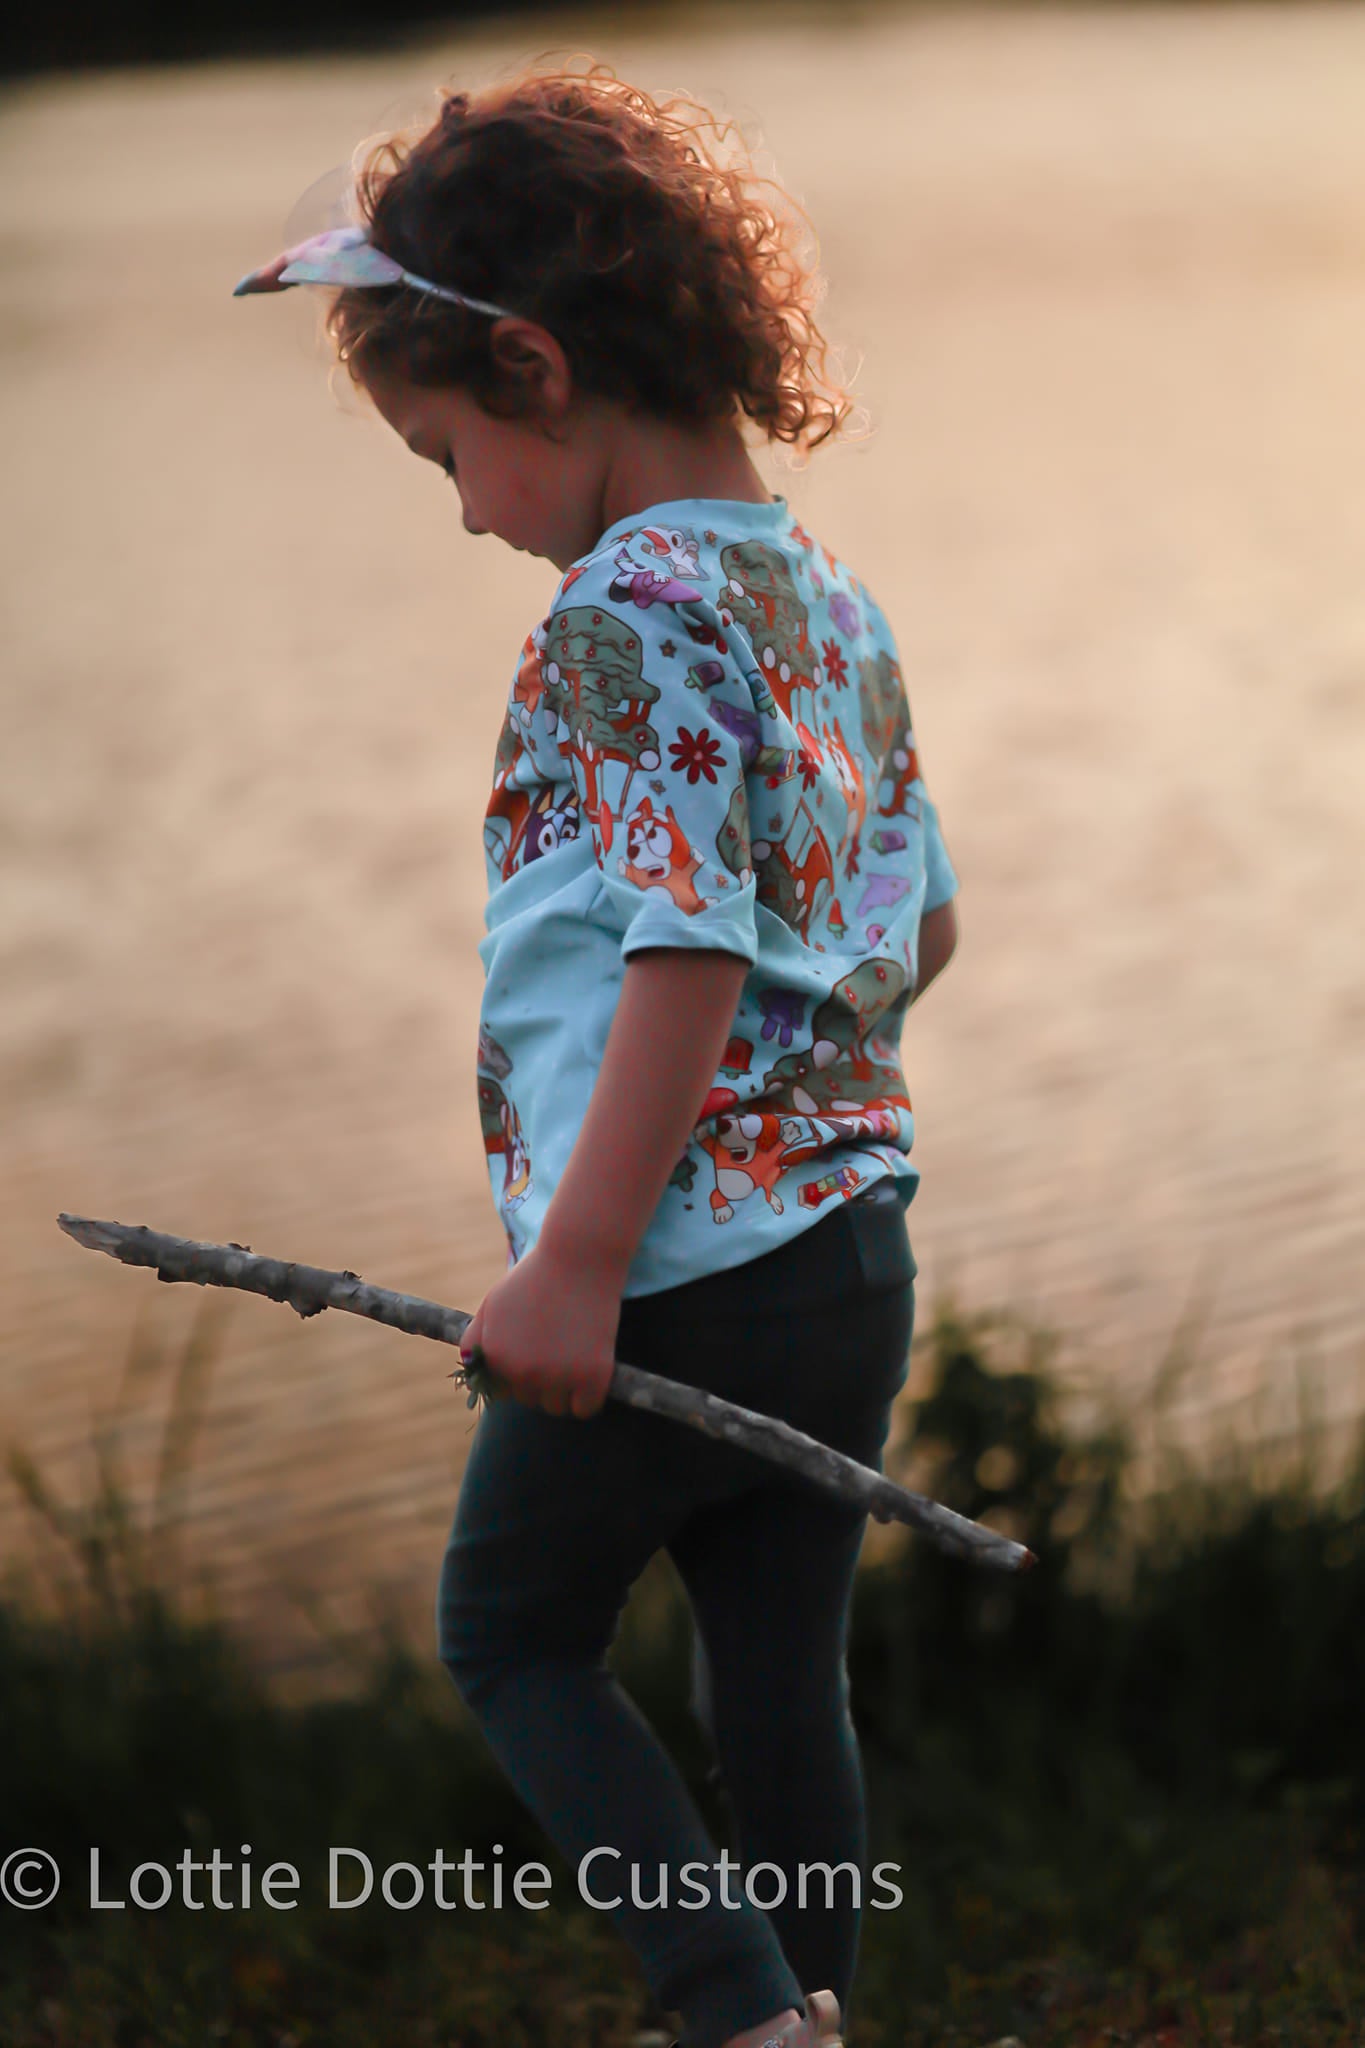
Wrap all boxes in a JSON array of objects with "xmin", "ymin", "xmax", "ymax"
[
  {"xmin": 540, "ymin": 576, "xmax": 760, "ymax": 966},
  {"xmin": 921, "ymin": 793, "xmax": 959, "ymax": 912}
]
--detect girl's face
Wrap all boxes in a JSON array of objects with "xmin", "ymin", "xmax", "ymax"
[{"xmin": 365, "ymin": 369, "xmax": 599, "ymax": 572}]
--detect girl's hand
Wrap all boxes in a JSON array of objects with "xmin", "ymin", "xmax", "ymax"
[{"xmin": 458, "ymin": 1239, "xmax": 621, "ymax": 1420}]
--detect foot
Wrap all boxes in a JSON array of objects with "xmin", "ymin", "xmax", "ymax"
[
  {"xmin": 719, "ymin": 2010, "xmax": 801, "ymax": 2048},
  {"xmin": 721, "ymin": 1989, "xmax": 844, "ymax": 2048}
]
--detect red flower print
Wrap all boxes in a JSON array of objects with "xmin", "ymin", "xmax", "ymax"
[
  {"xmin": 821, "ymin": 639, "xmax": 849, "ymax": 690},
  {"xmin": 797, "ymin": 745, "xmax": 818, "ymax": 791},
  {"xmin": 669, "ymin": 726, "xmax": 725, "ymax": 784}
]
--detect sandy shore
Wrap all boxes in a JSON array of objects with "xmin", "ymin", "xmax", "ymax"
[{"xmin": 3, "ymin": 3, "xmax": 1364, "ymax": 1662}]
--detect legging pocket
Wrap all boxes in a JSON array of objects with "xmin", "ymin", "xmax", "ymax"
[{"xmin": 843, "ymin": 1181, "xmax": 918, "ymax": 1295}]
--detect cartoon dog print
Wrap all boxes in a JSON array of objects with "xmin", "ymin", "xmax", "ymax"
[
  {"xmin": 609, "ymin": 546, "xmax": 704, "ymax": 612},
  {"xmin": 499, "ymin": 1096, "xmax": 532, "ymax": 1212},
  {"xmin": 520, "ymin": 784, "xmax": 581, "ymax": 866},
  {"xmin": 636, "ymin": 525, "xmax": 703, "ymax": 581},
  {"xmin": 476, "ymin": 1026, "xmax": 512, "ymax": 1084},
  {"xmin": 696, "ymin": 1110, "xmax": 791, "ymax": 1222},
  {"xmin": 617, "ymin": 796, "xmax": 706, "ymax": 912},
  {"xmin": 694, "ymin": 1098, "xmax": 901, "ymax": 1224},
  {"xmin": 511, "ymin": 624, "xmax": 551, "ymax": 728},
  {"xmin": 475, "ymin": 1032, "xmax": 534, "ymax": 1216},
  {"xmin": 820, "ymin": 715, "xmax": 867, "ymax": 870}
]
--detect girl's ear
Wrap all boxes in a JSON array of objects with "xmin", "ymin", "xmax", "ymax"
[{"xmin": 488, "ymin": 318, "xmax": 572, "ymax": 424}]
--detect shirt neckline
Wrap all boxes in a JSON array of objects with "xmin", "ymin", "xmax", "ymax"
[{"xmin": 590, "ymin": 494, "xmax": 790, "ymax": 558}]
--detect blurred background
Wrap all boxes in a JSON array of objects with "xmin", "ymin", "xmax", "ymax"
[
  {"xmin": 5, "ymin": 8, "xmax": 1365, "ymax": 2044},
  {"xmin": 3, "ymin": 0, "xmax": 1365, "ymax": 1679}
]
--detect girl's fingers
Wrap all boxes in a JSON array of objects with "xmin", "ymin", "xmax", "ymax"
[
  {"xmin": 462, "ymin": 1329, "xmax": 610, "ymax": 1418},
  {"xmin": 459, "ymin": 1302, "xmax": 485, "ymax": 1365}
]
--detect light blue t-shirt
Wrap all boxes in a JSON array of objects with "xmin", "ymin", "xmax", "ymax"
[{"xmin": 475, "ymin": 494, "xmax": 958, "ymax": 1296}]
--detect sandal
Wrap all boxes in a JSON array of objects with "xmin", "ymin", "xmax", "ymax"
[
  {"xmin": 746, "ymin": 1989, "xmax": 846, "ymax": 2047},
  {"xmin": 638, "ymin": 1987, "xmax": 844, "ymax": 2048}
]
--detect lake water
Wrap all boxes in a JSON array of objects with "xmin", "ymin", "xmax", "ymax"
[{"xmin": 3, "ymin": 2, "xmax": 1363, "ymax": 1664}]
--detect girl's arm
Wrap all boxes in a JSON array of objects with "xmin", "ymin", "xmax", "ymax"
[
  {"xmin": 539, "ymin": 946, "xmax": 751, "ymax": 1280},
  {"xmin": 910, "ymin": 899, "xmax": 959, "ymax": 1004},
  {"xmin": 459, "ymin": 946, "xmax": 750, "ymax": 1418}
]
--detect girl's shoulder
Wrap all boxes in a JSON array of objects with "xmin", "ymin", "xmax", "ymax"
[
  {"xmin": 539, "ymin": 501, "xmax": 898, "ymax": 682},
  {"xmin": 548, "ymin": 501, "xmax": 832, "ymax": 597},
  {"xmin": 543, "ymin": 511, "xmax": 734, "ymax": 639}
]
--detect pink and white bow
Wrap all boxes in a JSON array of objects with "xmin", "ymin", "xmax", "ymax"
[{"xmin": 232, "ymin": 223, "xmax": 515, "ymax": 319}]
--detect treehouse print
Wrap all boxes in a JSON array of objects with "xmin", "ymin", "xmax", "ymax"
[
  {"xmin": 751, "ymin": 793, "xmax": 844, "ymax": 944},
  {"xmin": 773, "ymin": 1098, "xmax": 904, "ymax": 1213},
  {"xmin": 511, "ymin": 624, "xmax": 551, "ymax": 730},
  {"xmin": 483, "ymin": 625, "xmax": 569, "ymax": 881},
  {"xmin": 758, "ymin": 958, "xmax": 914, "ymax": 1121},
  {"xmin": 858, "ymin": 649, "xmax": 923, "ymax": 820},
  {"xmin": 543, "ymin": 604, "xmax": 662, "ymax": 834},
  {"xmin": 485, "ymin": 722, "xmax": 583, "ymax": 882},
  {"xmin": 716, "ymin": 781, "xmax": 751, "ymax": 884},
  {"xmin": 483, "ymin": 701, "xmax": 531, "ymax": 882},
  {"xmin": 719, "ymin": 541, "xmax": 820, "ymax": 726},
  {"xmin": 474, "ymin": 1028, "xmax": 533, "ymax": 1217}
]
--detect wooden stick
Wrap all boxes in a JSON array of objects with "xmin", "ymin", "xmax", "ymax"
[{"xmin": 57, "ymin": 1214, "xmax": 1037, "ymax": 1574}]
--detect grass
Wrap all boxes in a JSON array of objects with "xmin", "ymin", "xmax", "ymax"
[{"xmin": 0, "ymin": 1290, "xmax": 1361, "ymax": 2046}]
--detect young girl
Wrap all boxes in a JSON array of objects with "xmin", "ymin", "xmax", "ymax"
[{"xmin": 236, "ymin": 63, "xmax": 959, "ymax": 2048}]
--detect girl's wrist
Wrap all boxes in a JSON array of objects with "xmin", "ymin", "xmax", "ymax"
[{"xmin": 535, "ymin": 1210, "xmax": 636, "ymax": 1289}]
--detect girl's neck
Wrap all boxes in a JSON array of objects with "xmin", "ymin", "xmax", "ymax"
[{"xmin": 594, "ymin": 411, "xmax": 774, "ymax": 536}]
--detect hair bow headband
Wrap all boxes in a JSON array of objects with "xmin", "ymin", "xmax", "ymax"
[{"xmin": 232, "ymin": 223, "xmax": 515, "ymax": 319}]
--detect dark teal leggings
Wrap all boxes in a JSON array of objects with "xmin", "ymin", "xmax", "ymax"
[{"xmin": 437, "ymin": 1180, "xmax": 916, "ymax": 2048}]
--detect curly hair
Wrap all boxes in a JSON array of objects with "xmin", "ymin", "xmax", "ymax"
[{"xmin": 324, "ymin": 61, "xmax": 854, "ymax": 451}]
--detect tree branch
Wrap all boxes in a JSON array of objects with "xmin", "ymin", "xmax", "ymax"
[{"xmin": 57, "ymin": 1213, "xmax": 1036, "ymax": 1575}]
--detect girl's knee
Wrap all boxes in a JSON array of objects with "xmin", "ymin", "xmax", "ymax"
[
  {"xmin": 435, "ymin": 1546, "xmax": 505, "ymax": 1707},
  {"xmin": 710, "ymin": 1664, "xmax": 854, "ymax": 1759},
  {"xmin": 436, "ymin": 1600, "xmax": 509, "ymax": 1714},
  {"xmin": 436, "ymin": 1571, "xmax": 611, "ymax": 1712}
]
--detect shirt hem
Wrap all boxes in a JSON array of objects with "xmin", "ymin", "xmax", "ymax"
[{"xmin": 617, "ymin": 1159, "xmax": 918, "ymax": 1300}]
